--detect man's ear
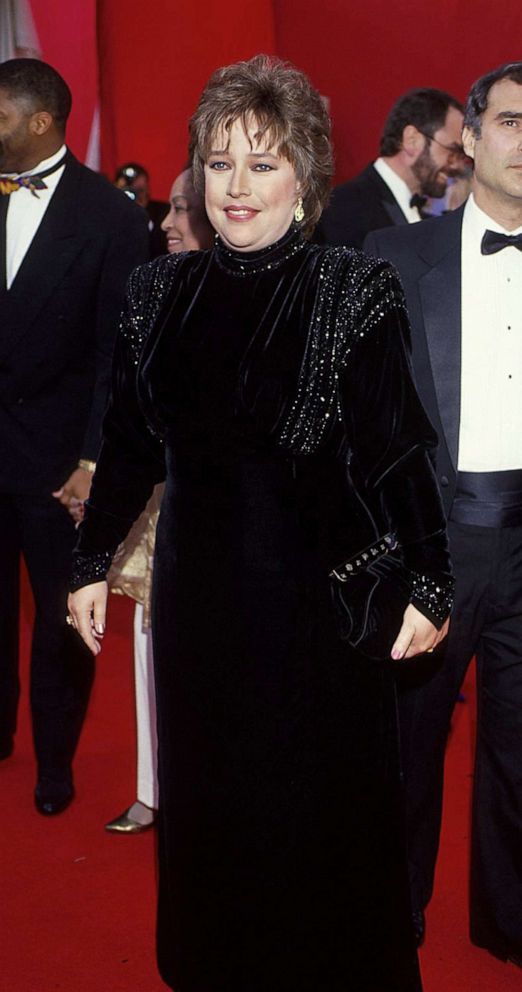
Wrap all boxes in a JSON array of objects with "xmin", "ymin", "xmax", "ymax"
[
  {"xmin": 462, "ymin": 126, "xmax": 476, "ymax": 161},
  {"xmin": 402, "ymin": 124, "xmax": 425, "ymax": 163},
  {"xmin": 29, "ymin": 110, "xmax": 53, "ymax": 137}
]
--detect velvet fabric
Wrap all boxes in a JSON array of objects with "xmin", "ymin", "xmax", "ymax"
[{"xmin": 74, "ymin": 227, "xmax": 452, "ymax": 991}]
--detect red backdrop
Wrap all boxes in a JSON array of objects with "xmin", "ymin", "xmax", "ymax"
[
  {"xmin": 98, "ymin": 0, "xmax": 276, "ymax": 197},
  {"xmin": 29, "ymin": 1, "xmax": 522, "ymax": 197},
  {"xmin": 30, "ymin": 0, "xmax": 97, "ymax": 163},
  {"xmin": 274, "ymin": 0, "xmax": 522, "ymax": 182}
]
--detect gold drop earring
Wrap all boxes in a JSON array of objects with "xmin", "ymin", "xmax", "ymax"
[{"xmin": 294, "ymin": 196, "xmax": 304, "ymax": 223}]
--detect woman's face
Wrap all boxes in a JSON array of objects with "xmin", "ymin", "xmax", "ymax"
[
  {"xmin": 204, "ymin": 117, "xmax": 300, "ymax": 252},
  {"xmin": 161, "ymin": 169, "xmax": 214, "ymax": 252}
]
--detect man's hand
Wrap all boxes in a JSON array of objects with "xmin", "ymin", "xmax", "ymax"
[
  {"xmin": 53, "ymin": 467, "xmax": 93, "ymax": 523},
  {"xmin": 391, "ymin": 604, "xmax": 450, "ymax": 660}
]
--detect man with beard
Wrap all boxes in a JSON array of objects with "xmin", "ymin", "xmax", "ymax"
[
  {"xmin": 0, "ymin": 59, "xmax": 148, "ymax": 813},
  {"xmin": 365, "ymin": 61, "xmax": 522, "ymax": 967},
  {"xmin": 315, "ymin": 88, "xmax": 465, "ymax": 247}
]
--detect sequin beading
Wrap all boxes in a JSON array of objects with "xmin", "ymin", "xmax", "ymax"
[
  {"xmin": 120, "ymin": 253, "xmax": 185, "ymax": 366},
  {"xmin": 70, "ymin": 550, "xmax": 114, "ymax": 592},
  {"xmin": 411, "ymin": 572, "xmax": 455, "ymax": 625},
  {"xmin": 278, "ymin": 249, "xmax": 407, "ymax": 455},
  {"xmin": 214, "ymin": 223, "xmax": 306, "ymax": 277}
]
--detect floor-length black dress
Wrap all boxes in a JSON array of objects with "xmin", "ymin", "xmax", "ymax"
[{"xmin": 73, "ymin": 225, "xmax": 453, "ymax": 991}]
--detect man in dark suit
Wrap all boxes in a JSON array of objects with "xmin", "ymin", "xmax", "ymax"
[
  {"xmin": 365, "ymin": 61, "xmax": 522, "ymax": 967},
  {"xmin": 0, "ymin": 59, "xmax": 148, "ymax": 813},
  {"xmin": 316, "ymin": 88, "xmax": 464, "ymax": 247},
  {"xmin": 114, "ymin": 161, "xmax": 169, "ymax": 257}
]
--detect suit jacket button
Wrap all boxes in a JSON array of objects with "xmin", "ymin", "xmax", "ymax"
[
  {"xmin": 440, "ymin": 475, "xmax": 449, "ymax": 487},
  {"xmin": 16, "ymin": 397, "xmax": 24, "ymax": 405}
]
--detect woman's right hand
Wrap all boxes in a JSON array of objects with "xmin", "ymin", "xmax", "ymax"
[{"xmin": 67, "ymin": 581, "xmax": 108, "ymax": 656}]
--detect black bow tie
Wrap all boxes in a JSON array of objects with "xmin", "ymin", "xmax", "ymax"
[
  {"xmin": 481, "ymin": 229, "xmax": 522, "ymax": 255},
  {"xmin": 409, "ymin": 193, "xmax": 428, "ymax": 212}
]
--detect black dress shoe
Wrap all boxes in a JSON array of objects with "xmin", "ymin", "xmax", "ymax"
[
  {"xmin": 472, "ymin": 933, "xmax": 522, "ymax": 967},
  {"xmin": 34, "ymin": 780, "xmax": 75, "ymax": 816},
  {"xmin": 412, "ymin": 909, "xmax": 426, "ymax": 947},
  {"xmin": 483, "ymin": 945, "xmax": 522, "ymax": 968}
]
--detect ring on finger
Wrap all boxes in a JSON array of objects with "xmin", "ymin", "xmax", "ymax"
[{"xmin": 426, "ymin": 647, "xmax": 435, "ymax": 654}]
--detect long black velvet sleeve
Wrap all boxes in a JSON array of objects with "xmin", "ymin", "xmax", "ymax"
[
  {"xmin": 341, "ymin": 262, "xmax": 454, "ymax": 626},
  {"xmin": 71, "ymin": 261, "xmax": 172, "ymax": 590}
]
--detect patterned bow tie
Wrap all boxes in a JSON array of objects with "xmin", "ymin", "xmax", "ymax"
[
  {"xmin": 481, "ymin": 229, "xmax": 522, "ymax": 255},
  {"xmin": 0, "ymin": 152, "xmax": 68, "ymax": 198},
  {"xmin": 0, "ymin": 175, "xmax": 48, "ymax": 197}
]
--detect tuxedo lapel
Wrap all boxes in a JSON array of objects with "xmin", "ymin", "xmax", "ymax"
[
  {"xmin": 417, "ymin": 207, "xmax": 464, "ymax": 469},
  {"xmin": 382, "ymin": 198, "xmax": 408, "ymax": 227},
  {"xmin": 366, "ymin": 165, "xmax": 408, "ymax": 227},
  {"xmin": 0, "ymin": 155, "xmax": 85, "ymax": 359}
]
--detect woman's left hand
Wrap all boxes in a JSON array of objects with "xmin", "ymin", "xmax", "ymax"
[{"xmin": 391, "ymin": 604, "xmax": 449, "ymax": 660}]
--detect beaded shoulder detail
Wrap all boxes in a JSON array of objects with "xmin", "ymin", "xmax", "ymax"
[
  {"xmin": 119, "ymin": 252, "xmax": 187, "ymax": 366},
  {"xmin": 278, "ymin": 247, "xmax": 407, "ymax": 455}
]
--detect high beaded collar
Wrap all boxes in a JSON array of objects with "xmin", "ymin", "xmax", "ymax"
[{"xmin": 214, "ymin": 222, "xmax": 306, "ymax": 277}]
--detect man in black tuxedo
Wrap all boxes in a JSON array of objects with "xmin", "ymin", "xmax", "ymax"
[
  {"xmin": 365, "ymin": 61, "xmax": 522, "ymax": 967},
  {"xmin": 316, "ymin": 88, "xmax": 464, "ymax": 247},
  {"xmin": 0, "ymin": 59, "xmax": 148, "ymax": 813}
]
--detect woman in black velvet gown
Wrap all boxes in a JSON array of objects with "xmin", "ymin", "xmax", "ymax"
[{"xmin": 68, "ymin": 56, "xmax": 453, "ymax": 992}]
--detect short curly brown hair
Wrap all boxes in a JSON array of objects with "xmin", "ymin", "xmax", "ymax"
[{"xmin": 189, "ymin": 54, "xmax": 333, "ymax": 237}]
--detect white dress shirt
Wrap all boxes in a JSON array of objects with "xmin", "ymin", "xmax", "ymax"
[
  {"xmin": 373, "ymin": 158, "xmax": 423, "ymax": 224},
  {"xmin": 459, "ymin": 194, "xmax": 522, "ymax": 471},
  {"xmin": 3, "ymin": 144, "xmax": 67, "ymax": 289}
]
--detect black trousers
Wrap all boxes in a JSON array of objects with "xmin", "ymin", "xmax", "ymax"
[
  {"xmin": 0, "ymin": 492, "xmax": 95, "ymax": 783},
  {"xmin": 398, "ymin": 520, "xmax": 522, "ymax": 960}
]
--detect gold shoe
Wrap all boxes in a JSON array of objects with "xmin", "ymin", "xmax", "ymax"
[{"xmin": 104, "ymin": 804, "xmax": 156, "ymax": 834}]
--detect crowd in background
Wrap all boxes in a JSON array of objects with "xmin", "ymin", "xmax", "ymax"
[{"xmin": 2, "ymin": 50, "xmax": 522, "ymax": 991}]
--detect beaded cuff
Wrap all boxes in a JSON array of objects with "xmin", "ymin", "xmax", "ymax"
[
  {"xmin": 410, "ymin": 572, "xmax": 455, "ymax": 628},
  {"xmin": 70, "ymin": 551, "xmax": 114, "ymax": 592}
]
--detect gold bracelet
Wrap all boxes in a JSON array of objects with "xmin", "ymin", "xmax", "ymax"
[{"xmin": 78, "ymin": 459, "xmax": 96, "ymax": 473}]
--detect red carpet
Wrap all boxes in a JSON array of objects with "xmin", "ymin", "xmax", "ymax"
[{"xmin": 1, "ymin": 574, "xmax": 520, "ymax": 991}]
